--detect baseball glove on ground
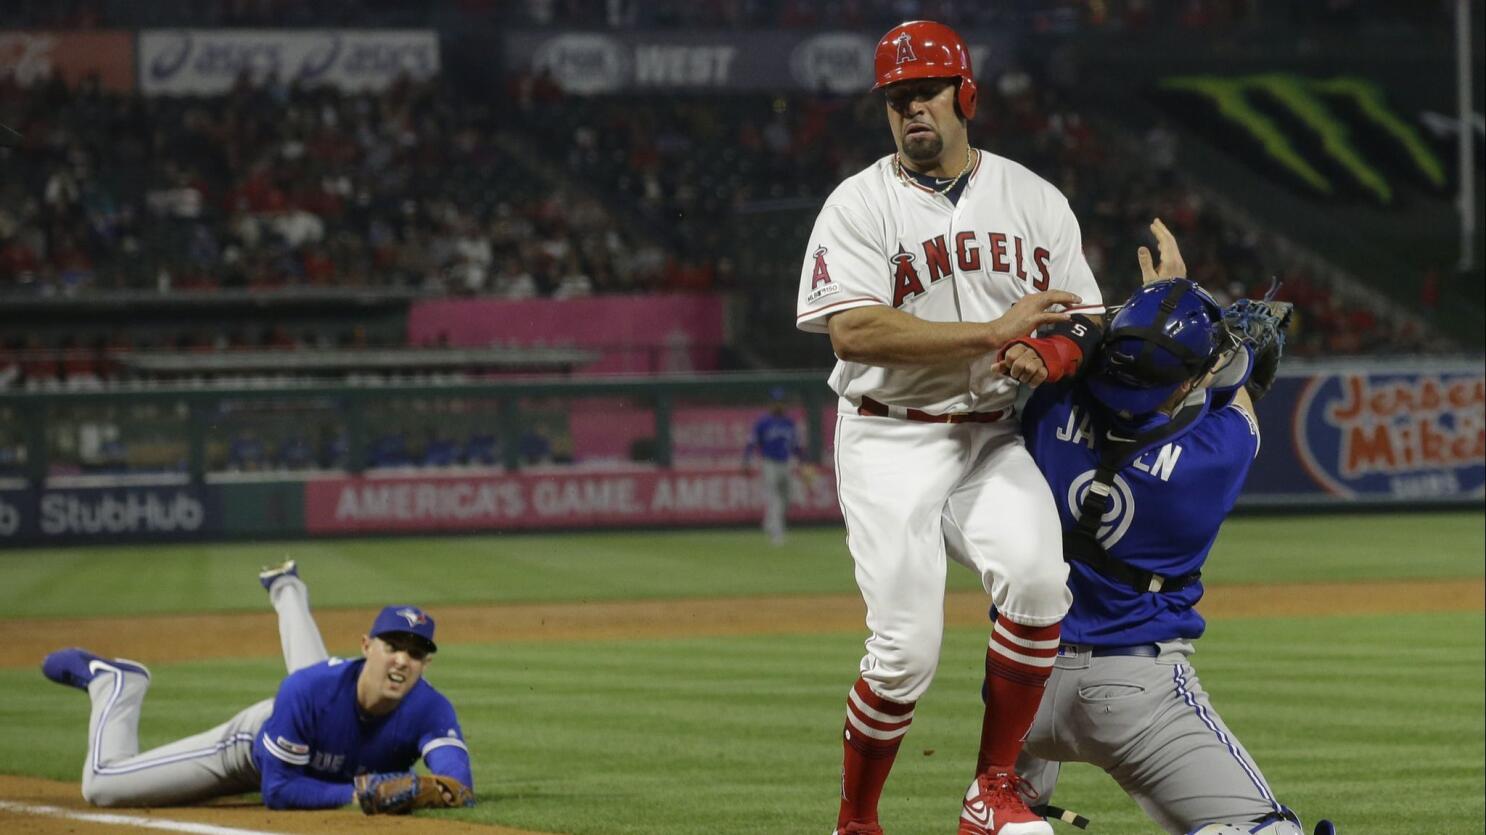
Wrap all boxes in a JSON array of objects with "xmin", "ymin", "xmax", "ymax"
[
  {"xmin": 1222, "ymin": 292, "xmax": 1293, "ymax": 401},
  {"xmin": 354, "ymin": 772, "xmax": 475, "ymax": 814}
]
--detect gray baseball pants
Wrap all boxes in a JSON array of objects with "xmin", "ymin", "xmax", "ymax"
[
  {"xmin": 761, "ymin": 459, "xmax": 792, "ymax": 543},
  {"xmin": 80, "ymin": 575, "xmax": 329, "ymax": 807},
  {"xmin": 1017, "ymin": 640, "xmax": 1290, "ymax": 833}
]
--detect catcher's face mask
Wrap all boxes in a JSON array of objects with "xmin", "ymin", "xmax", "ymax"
[{"xmin": 1086, "ymin": 278, "xmax": 1224, "ymax": 416}]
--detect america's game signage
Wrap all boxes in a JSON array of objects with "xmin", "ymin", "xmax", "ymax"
[
  {"xmin": 138, "ymin": 30, "xmax": 439, "ymax": 96},
  {"xmin": 1245, "ymin": 361, "xmax": 1485, "ymax": 505},
  {"xmin": 303, "ymin": 466, "xmax": 840, "ymax": 533}
]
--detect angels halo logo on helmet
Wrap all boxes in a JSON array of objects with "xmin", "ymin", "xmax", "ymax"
[
  {"xmin": 872, "ymin": 20, "xmax": 978, "ymax": 119},
  {"xmin": 1086, "ymin": 278, "xmax": 1225, "ymax": 417}
]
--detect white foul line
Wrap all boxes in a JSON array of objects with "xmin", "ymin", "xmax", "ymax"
[{"xmin": 0, "ymin": 800, "xmax": 286, "ymax": 834}]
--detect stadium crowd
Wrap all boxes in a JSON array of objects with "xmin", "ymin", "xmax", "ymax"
[
  {"xmin": 0, "ymin": 73, "xmax": 665, "ymax": 301},
  {"xmin": 516, "ymin": 67, "xmax": 1445, "ymax": 358},
  {"xmin": 0, "ymin": 35, "xmax": 1453, "ymax": 389}
]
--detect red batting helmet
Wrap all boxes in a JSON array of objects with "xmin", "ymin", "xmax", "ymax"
[{"xmin": 872, "ymin": 20, "xmax": 977, "ymax": 120}]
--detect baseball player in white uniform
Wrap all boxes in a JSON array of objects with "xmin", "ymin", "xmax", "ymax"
[{"xmin": 796, "ymin": 20, "xmax": 1106, "ymax": 835}]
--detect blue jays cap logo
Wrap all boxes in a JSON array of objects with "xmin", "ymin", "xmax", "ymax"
[{"xmin": 371, "ymin": 604, "xmax": 438, "ymax": 651}]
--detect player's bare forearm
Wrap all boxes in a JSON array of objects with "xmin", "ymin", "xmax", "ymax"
[
  {"xmin": 828, "ymin": 306, "xmax": 1000, "ymax": 366},
  {"xmin": 828, "ymin": 291, "xmax": 1081, "ymax": 367}
]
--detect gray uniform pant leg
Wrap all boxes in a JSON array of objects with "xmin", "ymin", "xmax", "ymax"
[
  {"xmin": 78, "ymin": 575, "xmax": 329, "ymax": 807},
  {"xmin": 268, "ymin": 573, "xmax": 329, "ymax": 673},
  {"xmin": 1019, "ymin": 641, "xmax": 1287, "ymax": 834},
  {"xmin": 81, "ymin": 660, "xmax": 270, "ymax": 808},
  {"xmin": 761, "ymin": 459, "xmax": 791, "ymax": 541}
]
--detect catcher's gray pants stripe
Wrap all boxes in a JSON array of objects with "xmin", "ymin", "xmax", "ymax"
[
  {"xmin": 1017, "ymin": 640, "xmax": 1284, "ymax": 834},
  {"xmin": 80, "ymin": 575, "xmax": 329, "ymax": 807}
]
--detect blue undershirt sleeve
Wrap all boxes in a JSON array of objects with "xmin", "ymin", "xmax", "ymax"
[{"xmin": 423, "ymin": 744, "xmax": 474, "ymax": 791}]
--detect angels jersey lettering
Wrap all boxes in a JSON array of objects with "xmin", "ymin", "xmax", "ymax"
[{"xmin": 796, "ymin": 151, "xmax": 1104, "ymax": 415}]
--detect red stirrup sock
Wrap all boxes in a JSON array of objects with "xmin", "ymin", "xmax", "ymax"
[
  {"xmin": 977, "ymin": 618, "xmax": 1059, "ymax": 773},
  {"xmin": 837, "ymin": 677, "xmax": 915, "ymax": 828}
]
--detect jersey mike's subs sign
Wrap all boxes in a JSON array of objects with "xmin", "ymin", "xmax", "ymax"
[
  {"xmin": 1294, "ymin": 371, "xmax": 1484, "ymax": 499},
  {"xmin": 303, "ymin": 466, "xmax": 839, "ymax": 533},
  {"xmin": 1245, "ymin": 362, "xmax": 1485, "ymax": 505}
]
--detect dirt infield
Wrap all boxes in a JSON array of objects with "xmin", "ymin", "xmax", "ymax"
[{"xmin": 2, "ymin": 577, "xmax": 1480, "ymax": 833}]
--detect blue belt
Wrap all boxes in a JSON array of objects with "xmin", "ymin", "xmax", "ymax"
[{"xmin": 1058, "ymin": 643, "xmax": 1160, "ymax": 658}]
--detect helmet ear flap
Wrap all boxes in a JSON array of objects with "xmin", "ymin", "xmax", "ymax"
[{"xmin": 956, "ymin": 76, "xmax": 977, "ymax": 120}]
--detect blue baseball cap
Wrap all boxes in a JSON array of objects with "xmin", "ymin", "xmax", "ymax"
[{"xmin": 369, "ymin": 605, "xmax": 437, "ymax": 653}]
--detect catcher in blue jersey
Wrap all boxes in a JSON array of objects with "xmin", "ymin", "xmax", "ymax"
[
  {"xmin": 999, "ymin": 220, "xmax": 1336, "ymax": 835},
  {"xmin": 40, "ymin": 562, "xmax": 475, "ymax": 815}
]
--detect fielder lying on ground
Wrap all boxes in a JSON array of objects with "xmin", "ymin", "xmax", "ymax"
[{"xmin": 41, "ymin": 561, "xmax": 474, "ymax": 814}]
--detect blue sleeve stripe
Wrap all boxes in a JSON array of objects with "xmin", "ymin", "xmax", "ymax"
[
  {"xmin": 422, "ymin": 737, "xmax": 469, "ymax": 756},
  {"xmin": 261, "ymin": 733, "xmax": 311, "ymax": 766}
]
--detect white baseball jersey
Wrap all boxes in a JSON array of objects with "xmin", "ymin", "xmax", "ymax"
[{"xmin": 796, "ymin": 150, "xmax": 1105, "ymax": 415}]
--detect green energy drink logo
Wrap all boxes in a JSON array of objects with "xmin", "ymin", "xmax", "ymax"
[{"xmin": 1162, "ymin": 74, "xmax": 1445, "ymax": 203}]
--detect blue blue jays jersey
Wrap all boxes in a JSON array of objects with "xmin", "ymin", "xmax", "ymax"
[
  {"xmin": 253, "ymin": 658, "xmax": 471, "ymax": 808},
  {"xmin": 748, "ymin": 413, "xmax": 800, "ymax": 463},
  {"xmin": 1021, "ymin": 384, "xmax": 1260, "ymax": 645}
]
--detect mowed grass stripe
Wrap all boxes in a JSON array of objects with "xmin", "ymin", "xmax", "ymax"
[
  {"xmin": 0, "ymin": 512, "xmax": 1481, "ymax": 620},
  {"xmin": 4, "ymin": 612, "xmax": 1478, "ymax": 834}
]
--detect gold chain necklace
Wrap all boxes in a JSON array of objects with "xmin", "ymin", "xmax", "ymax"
[{"xmin": 896, "ymin": 146, "xmax": 974, "ymax": 195}]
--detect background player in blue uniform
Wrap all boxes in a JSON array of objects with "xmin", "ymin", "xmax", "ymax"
[
  {"xmin": 742, "ymin": 387, "xmax": 808, "ymax": 545},
  {"xmin": 41, "ymin": 561, "xmax": 474, "ymax": 812},
  {"xmin": 1007, "ymin": 222, "xmax": 1335, "ymax": 835}
]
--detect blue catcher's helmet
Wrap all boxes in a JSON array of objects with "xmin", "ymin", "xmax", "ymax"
[{"xmin": 1086, "ymin": 278, "xmax": 1225, "ymax": 416}]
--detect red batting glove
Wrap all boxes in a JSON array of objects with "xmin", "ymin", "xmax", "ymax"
[{"xmin": 998, "ymin": 335, "xmax": 1083, "ymax": 383}]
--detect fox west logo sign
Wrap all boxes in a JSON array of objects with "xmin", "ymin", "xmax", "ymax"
[
  {"xmin": 1294, "ymin": 372, "xmax": 1485, "ymax": 499},
  {"xmin": 1162, "ymin": 74, "xmax": 1446, "ymax": 203}
]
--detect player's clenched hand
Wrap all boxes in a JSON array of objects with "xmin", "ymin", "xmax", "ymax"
[
  {"xmin": 988, "ymin": 290, "xmax": 1081, "ymax": 348},
  {"xmin": 1137, "ymin": 218, "xmax": 1187, "ymax": 286},
  {"xmin": 991, "ymin": 343, "xmax": 1049, "ymax": 386}
]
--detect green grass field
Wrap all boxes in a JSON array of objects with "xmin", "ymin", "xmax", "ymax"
[{"xmin": 0, "ymin": 511, "xmax": 1482, "ymax": 834}]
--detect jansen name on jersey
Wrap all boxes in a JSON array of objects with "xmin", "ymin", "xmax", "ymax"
[{"xmin": 1021, "ymin": 384, "xmax": 1261, "ymax": 646}]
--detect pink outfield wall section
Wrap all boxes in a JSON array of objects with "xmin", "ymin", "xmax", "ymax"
[
  {"xmin": 303, "ymin": 465, "xmax": 840, "ymax": 533},
  {"xmin": 406, "ymin": 295, "xmax": 727, "ymax": 373}
]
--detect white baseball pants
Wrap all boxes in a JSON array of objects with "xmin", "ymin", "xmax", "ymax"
[{"xmin": 834, "ymin": 411, "xmax": 1069, "ymax": 703}]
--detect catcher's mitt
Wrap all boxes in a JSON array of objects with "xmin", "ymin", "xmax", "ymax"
[
  {"xmin": 354, "ymin": 772, "xmax": 475, "ymax": 815},
  {"xmin": 1222, "ymin": 287, "xmax": 1293, "ymax": 402}
]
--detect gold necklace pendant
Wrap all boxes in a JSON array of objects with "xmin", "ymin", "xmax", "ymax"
[{"xmin": 898, "ymin": 147, "xmax": 974, "ymax": 196}]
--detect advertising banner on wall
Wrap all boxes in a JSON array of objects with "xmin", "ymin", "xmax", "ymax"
[
  {"xmin": 0, "ymin": 31, "xmax": 134, "ymax": 91},
  {"xmin": 1245, "ymin": 362, "xmax": 1484, "ymax": 505},
  {"xmin": 138, "ymin": 29, "xmax": 439, "ymax": 95},
  {"xmin": 0, "ymin": 483, "xmax": 220, "ymax": 544},
  {"xmin": 504, "ymin": 29, "xmax": 1014, "ymax": 94},
  {"xmin": 408, "ymin": 295, "xmax": 725, "ymax": 374},
  {"xmin": 567, "ymin": 404, "xmax": 838, "ymax": 467},
  {"xmin": 304, "ymin": 465, "xmax": 839, "ymax": 534}
]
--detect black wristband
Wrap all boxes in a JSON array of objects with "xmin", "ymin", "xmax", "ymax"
[{"xmin": 1043, "ymin": 313, "xmax": 1103, "ymax": 373}]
